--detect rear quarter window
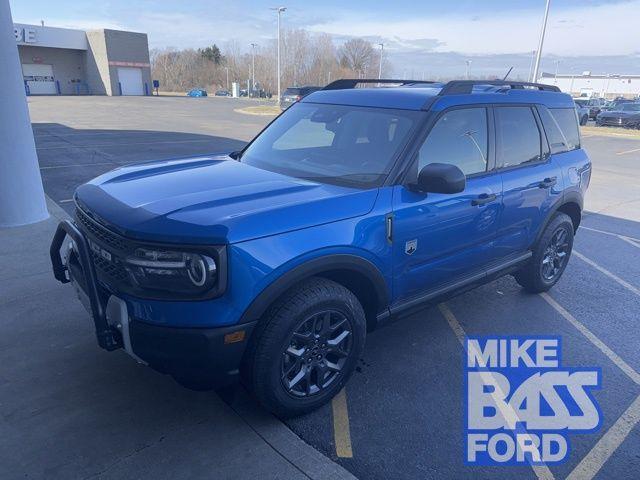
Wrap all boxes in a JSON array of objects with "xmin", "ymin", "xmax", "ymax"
[{"xmin": 538, "ymin": 106, "xmax": 580, "ymax": 154}]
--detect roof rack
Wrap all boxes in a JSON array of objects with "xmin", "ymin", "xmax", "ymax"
[
  {"xmin": 322, "ymin": 79, "xmax": 437, "ymax": 90},
  {"xmin": 439, "ymin": 80, "xmax": 561, "ymax": 95}
]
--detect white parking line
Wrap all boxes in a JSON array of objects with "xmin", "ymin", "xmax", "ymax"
[
  {"xmin": 580, "ymin": 226, "xmax": 640, "ymax": 247},
  {"xmin": 573, "ymin": 250, "xmax": 640, "ymax": 297},
  {"xmin": 40, "ymin": 162, "xmax": 114, "ymax": 170},
  {"xmin": 616, "ymin": 147, "xmax": 640, "ymax": 156},
  {"xmin": 541, "ymin": 259, "xmax": 640, "ymax": 480},
  {"xmin": 438, "ymin": 303, "xmax": 555, "ymax": 480},
  {"xmin": 36, "ymin": 139, "xmax": 214, "ymax": 150},
  {"xmin": 566, "ymin": 394, "xmax": 640, "ymax": 480},
  {"xmin": 540, "ymin": 293, "xmax": 640, "ymax": 385}
]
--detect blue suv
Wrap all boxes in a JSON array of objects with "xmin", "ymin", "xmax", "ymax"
[{"xmin": 51, "ymin": 79, "xmax": 591, "ymax": 416}]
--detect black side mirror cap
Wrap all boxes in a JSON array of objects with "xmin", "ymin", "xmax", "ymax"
[{"xmin": 416, "ymin": 163, "xmax": 466, "ymax": 194}]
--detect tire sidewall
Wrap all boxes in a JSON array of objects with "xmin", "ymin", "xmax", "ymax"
[{"xmin": 254, "ymin": 282, "xmax": 366, "ymax": 416}]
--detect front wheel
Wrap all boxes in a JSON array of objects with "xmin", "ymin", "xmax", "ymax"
[
  {"xmin": 514, "ymin": 212, "xmax": 574, "ymax": 293},
  {"xmin": 248, "ymin": 277, "xmax": 366, "ymax": 417}
]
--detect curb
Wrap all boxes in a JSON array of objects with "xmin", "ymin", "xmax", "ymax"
[
  {"xmin": 224, "ymin": 387, "xmax": 358, "ymax": 480},
  {"xmin": 234, "ymin": 107, "xmax": 280, "ymax": 116}
]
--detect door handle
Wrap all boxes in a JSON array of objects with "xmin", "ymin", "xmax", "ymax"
[
  {"xmin": 538, "ymin": 176, "xmax": 557, "ymax": 189},
  {"xmin": 471, "ymin": 193, "xmax": 497, "ymax": 206}
]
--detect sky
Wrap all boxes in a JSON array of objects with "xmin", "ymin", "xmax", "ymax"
[{"xmin": 9, "ymin": 0, "xmax": 640, "ymax": 78}]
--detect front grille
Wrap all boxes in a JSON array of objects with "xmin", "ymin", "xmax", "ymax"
[
  {"xmin": 76, "ymin": 207, "xmax": 128, "ymax": 251},
  {"xmin": 75, "ymin": 206, "xmax": 132, "ymax": 287},
  {"xmin": 91, "ymin": 251, "xmax": 129, "ymax": 282}
]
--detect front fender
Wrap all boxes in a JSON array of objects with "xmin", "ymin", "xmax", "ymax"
[{"xmin": 237, "ymin": 251, "xmax": 389, "ymax": 324}]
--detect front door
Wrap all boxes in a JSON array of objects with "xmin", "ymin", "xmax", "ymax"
[{"xmin": 391, "ymin": 107, "xmax": 503, "ymax": 304}]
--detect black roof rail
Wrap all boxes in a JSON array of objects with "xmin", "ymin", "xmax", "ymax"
[
  {"xmin": 323, "ymin": 78, "xmax": 437, "ymax": 90},
  {"xmin": 439, "ymin": 80, "xmax": 561, "ymax": 95}
]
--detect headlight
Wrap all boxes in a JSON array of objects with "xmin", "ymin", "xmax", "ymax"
[{"xmin": 123, "ymin": 247, "xmax": 220, "ymax": 297}]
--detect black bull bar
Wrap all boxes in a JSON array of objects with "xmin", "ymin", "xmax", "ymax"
[{"xmin": 50, "ymin": 220, "xmax": 121, "ymax": 351}]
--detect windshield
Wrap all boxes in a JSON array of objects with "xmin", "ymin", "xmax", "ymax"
[
  {"xmin": 240, "ymin": 102, "xmax": 421, "ymax": 188},
  {"xmin": 574, "ymin": 99, "xmax": 588, "ymax": 106},
  {"xmin": 620, "ymin": 103, "xmax": 640, "ymax": 112}
]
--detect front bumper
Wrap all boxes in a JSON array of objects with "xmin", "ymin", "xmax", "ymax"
[{"xmin": 50, "ymin": 220, "xmax": 255, "ymax": 387}]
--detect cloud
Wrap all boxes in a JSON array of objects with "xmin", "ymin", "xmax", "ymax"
[{"xmin": 307, "ymin": 0, "xmax": 640, "ymax": 57}]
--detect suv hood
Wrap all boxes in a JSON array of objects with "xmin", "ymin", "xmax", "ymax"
[{"xmin": 75, "ymin": 155, "xmax": 378, "ymax": 244}]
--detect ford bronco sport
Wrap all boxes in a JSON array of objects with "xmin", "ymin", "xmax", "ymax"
[{"xmin": 51, "ymin": 79, "xmax": 591, "ymax": 417}]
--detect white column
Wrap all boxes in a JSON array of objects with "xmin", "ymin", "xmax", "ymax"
[{"xmin": 0, "ymin": 0, "xmax": 48, "ymax": 227}]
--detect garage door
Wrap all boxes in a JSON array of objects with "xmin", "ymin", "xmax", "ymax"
[
  {"xmin": 117, "ymin": 67, "xmax": 144, "ymax": 96},
  {"xmin": 22, "ymin": 64, "xmax": 57, "ymax": 95}
]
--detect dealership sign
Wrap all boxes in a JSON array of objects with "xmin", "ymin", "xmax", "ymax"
[
  {"xmin": 464, "ymin": 336, "xmax": 602, "ymax": 465},
  {"xmin": 14, "ymin": 26, "xmax": 37, "ymax": 43}
]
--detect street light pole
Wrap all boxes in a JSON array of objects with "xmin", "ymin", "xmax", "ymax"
[
  {"xmin": 270, "ymin": 6, "xmax": 286, "ymax": 102},
  {"xmin": 378, "ymin": 43, "xmax": 384, "ymax": 79},
  {"xmin": 225, "ymin": 66, "xmax": 229, "ymax": 90},
  {"xmin": 532, "ymin": 0, "xmax": 551, "ymax": 83},
  {"xmin": 465, "ymin": 60, "xmax": 471, "ymax": 80},
  {"xmin": 554, "ymin": 59, "xmax": 560, "ymax": 83},
  {"xmin": 250, "ymin": 43, "xmax": 257, "ymax": 96}
]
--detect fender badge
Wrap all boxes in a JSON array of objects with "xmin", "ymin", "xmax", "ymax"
[{"xmin": 405, "ymin": 239, "xmax": 417, "ymax": 255}]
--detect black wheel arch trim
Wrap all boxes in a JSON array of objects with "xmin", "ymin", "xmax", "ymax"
[
  {"xmin": 238, "ymin": 254, "xmax": 389, "ymax": 325},
  {"xmin": 532, "ymin": 191, "xmax": 583, "ymax": 248}
]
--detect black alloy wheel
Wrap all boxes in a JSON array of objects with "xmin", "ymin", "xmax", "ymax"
[
  {"xmin": 281, "ymin": 310, "xmax": 353, "ymax": 397},
  {"xmin": 540, "ymin": 227, "xmax": 570, "ymax": 282}
]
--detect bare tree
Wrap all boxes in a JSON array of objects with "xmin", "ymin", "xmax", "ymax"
[
  {"xmin": 339, "ymin": 38, "xmax": 374, "ymax": 77},
  {"xmin": 150, "ymin": 32, "xmax": 392, "ymax": 95}
]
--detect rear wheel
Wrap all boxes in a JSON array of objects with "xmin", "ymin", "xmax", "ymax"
[
  {"xmin": 247, "ymin": 277, "xmax": 366, "ymax": 417},
  {"xmin": 514, "ymin": 212, "xmax": 574, "ymax": 293},
  {"xmin": 580, "ymin": 115, "xmax": 588, "ymax": 126}
]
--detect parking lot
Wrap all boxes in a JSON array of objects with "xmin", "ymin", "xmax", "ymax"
[{"xmin": 23, "ymin": 96, "xmax": 640, "ymax": 479}]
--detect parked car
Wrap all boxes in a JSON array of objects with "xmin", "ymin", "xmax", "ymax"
[
  {"xmin": 574, "ymin": 101, "xmax": 589, "ymax": 126},
  {"xmin": 187, "ymin": 88, "xmax": 207, "ymax": 97},
  {"xmin": 50, "ymin": 79, "xmax": 590, "ymax": 417},
  {"xmin": 215, "ymin": 89, "xmax": 230, "ymax": 97},
  {"xmin": 280, "ymin": 86, "xmax": 321, "ymax": 110},
  {"xmin": 596, "ymin": 102, "xmax": 640, "ymax": 128},
  {"xmin": 573, "ymin": 97, "xmax": 604, "ymax": 119},
  {"xmin": 601, "ymin": 98, "xmax": 634, "ymax": 112}
]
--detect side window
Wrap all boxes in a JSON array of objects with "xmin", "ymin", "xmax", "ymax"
[
  {"xmin": 418, "ymin": 108, "xmax": 488, "ymax": 176},
  {"xmin": 495, "ymin": 107, "xmax": 542, "ymax": 168},
  {"xmin": 544, "ymin": 108, "xmax": 580, "ymax": 153}
]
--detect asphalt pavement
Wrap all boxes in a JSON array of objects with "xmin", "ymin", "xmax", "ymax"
[{"xmin": 14, "ymin": 96, "xmax": 640, "ymax": 479}]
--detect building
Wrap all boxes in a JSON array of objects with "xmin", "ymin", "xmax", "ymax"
[
  {"xmin": 14, "ymin": 23, "xmax": 151, "ymax": 96},
  {"xmin": 538, "ymin": 72, "xmax": 640, "ymax": 99}
]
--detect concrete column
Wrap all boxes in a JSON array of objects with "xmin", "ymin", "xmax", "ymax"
[{"xmin": 0, "ymin": 0, "xmax": 48, "ymax": 226}]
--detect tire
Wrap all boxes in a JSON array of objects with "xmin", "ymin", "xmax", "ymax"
[
  {"xmin": 247, "ymin": 277, "xmax": 366, "ymax": 417},
  {"xmin": 580, "ymin": 115, "xmax": 588, "ymax": 126},
  {"xmin": 514, "ymin": 212, "xmax": 575, "ymax": 293}
]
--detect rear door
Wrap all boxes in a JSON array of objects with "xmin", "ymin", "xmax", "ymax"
[
  {"xmin": 493, "ymin": 105, "xmax": 562, "ymax": 257},
  {"xmin": 391, "ymin": 106, "xmax": 503, "ymax": 304}
]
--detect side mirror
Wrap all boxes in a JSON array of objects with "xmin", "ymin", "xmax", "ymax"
[{"xmin": 416, "ymin": 163, "xmax": 466, "ymax": 194}]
